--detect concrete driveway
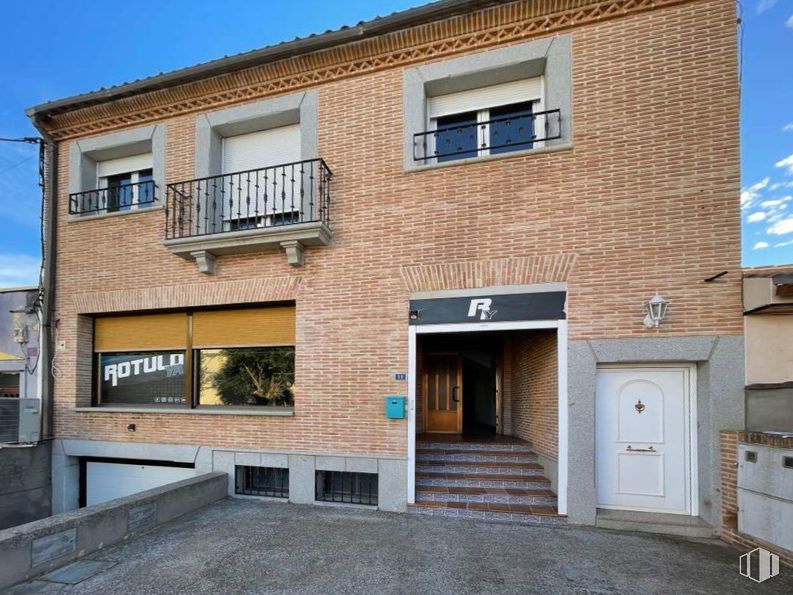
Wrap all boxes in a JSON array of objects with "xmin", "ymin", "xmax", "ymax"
[{"xmin": 8, "ymin": 499, "xmax": 792, "ymax": 594}]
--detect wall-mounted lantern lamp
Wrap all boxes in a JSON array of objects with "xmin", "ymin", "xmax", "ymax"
[{"xmin": 643, "ymin": 292, "xmax": 670, "ymax": 328}]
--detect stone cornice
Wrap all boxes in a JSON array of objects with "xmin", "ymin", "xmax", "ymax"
[{"xmin": 45, "ymin": 0, "xmax": 693, "ymax": 140}]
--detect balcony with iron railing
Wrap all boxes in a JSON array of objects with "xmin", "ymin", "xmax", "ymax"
[
  {"xmin": 69, "ymin": 180, "xmax": 157, "ymax": 216},
  {"xmin": 413, "ymin": 108, "xmax": 562, "ymax": 164},
  {"xmin": 164, "ymin": 158, "xmax": 332, "ymax": 272}
]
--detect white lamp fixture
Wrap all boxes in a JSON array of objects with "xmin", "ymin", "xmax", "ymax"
[{"xmin": 643, "ymin": 292, "xmax": 670, "ymax": 328}]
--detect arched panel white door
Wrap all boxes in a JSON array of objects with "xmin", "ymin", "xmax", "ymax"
[{"xmin": 596, "ymin": 367, "xmax": 693, "ymax": 514}]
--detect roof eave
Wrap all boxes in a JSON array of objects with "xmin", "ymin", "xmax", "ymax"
[{"xmin": 27, "ymin": 0, "xmax": 491, "ymax": 120}]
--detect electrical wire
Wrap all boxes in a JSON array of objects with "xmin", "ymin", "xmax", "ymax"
[{"xmin": 0, "ymin": 153, "xmax": 36, "ymax": 177}]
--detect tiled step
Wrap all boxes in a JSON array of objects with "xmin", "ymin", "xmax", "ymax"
[
  {"xmin": 416, "ymin": 485, "xmax": 557, "ymax": 505},
  {"xmin": 409, "ymin": 501, "xmax": 566, "ymax": 526},
  {"xmin": 416, "ymin": 461, "xmax": 546, "ymax": 476},
  {"xmin": 416, "ymin": 449, "xmax": 538, "ymax": 463},
  {"xmin": 416, "ymin": 471, "xmax": 551, "ymax": 489},
  {"xmin": 417, "ymin": 441, "xmax": 534, "ymax": 453}
]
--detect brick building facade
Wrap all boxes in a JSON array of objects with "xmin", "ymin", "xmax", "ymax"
[{"xmin": 30, "ymin": 0, "xmax": 743, "ymax": 528}]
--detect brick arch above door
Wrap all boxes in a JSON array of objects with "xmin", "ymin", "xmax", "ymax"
[{"xmin": 400, "ymin": 254, "xmax": 577, "ymax": 293}]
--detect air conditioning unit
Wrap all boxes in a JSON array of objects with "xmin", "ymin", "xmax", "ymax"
[{"xmin": 0, "ymin": 398, "xmax": 41, "ymax": 443}]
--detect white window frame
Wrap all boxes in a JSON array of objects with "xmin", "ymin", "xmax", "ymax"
[
  {"xmin": 96, "ymin": 153, "xmax": 155, "ymax": 211},
  {"xmin": 426, "ymin": 77, "xmax": 546, "ymax": 160}
]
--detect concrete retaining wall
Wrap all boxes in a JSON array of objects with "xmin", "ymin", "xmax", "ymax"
[
  {"xmin": 0, "ymin": 471, "xmax": 226, "ymax": 590},
  {"xmin": 0, "ymin": 442, "xmax": 51, "ymax": 530}
]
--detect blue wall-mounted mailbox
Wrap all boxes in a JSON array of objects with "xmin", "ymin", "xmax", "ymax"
[{"xmin": 385, "ymin": 396, "xmax": 406, "ymax": 419}]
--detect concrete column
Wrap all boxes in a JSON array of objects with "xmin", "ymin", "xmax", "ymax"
[
  {"xmin": 378, "ymin": 459, "xmax": 408, "ymax": 512},
  {"xmin": 288, "ymin": 455, "xmax": 315, "ymax": 504}
]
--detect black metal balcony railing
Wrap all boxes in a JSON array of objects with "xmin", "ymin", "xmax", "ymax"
[
  {"xmin": 165, "ymin": 158, "xmax": 332, "ymax": 240},
  {"xmin": 413, "ymin": 108, "xmax": 562, "ymax": 163},
  {"xmin": 69, "ymin": 180, "xmax": 157, "ymax": 215}
]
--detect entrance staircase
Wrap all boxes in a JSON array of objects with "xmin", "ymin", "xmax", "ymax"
[{"xmin": 409, "ymin": 434, "xmax": 564, "ymax": 525}]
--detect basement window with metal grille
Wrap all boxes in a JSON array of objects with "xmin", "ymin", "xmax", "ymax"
[
  {"xmin": 315, "ymin": 471, "xmax": 378, "ymax": 506},
  {"xmin": 235, "ymin": 466, "xmax": 289, "ymax": 498}
]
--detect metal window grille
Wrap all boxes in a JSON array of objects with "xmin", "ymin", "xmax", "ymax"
[
  {"xmin": 315, "ymin": 471, "xmax": 378, "ymax": 506},
  {"xmin": 165, "ymin": 158, "xmax": 332, "ymax": 240},
  {"xmin": 69, "ymin": 180, "xmax": 157, "ymax": 215},
  {"xmin": 235, "ymin": 466, "xmax": 289, "ymax": 498}
]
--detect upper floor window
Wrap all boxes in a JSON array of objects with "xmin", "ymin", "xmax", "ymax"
[
  {"xmin": 403, "ymin": 34, "xmax": 571, "ymax": 169},
  {"xmin": 97, "ymin": 153, "xmax": 155, "ymax": 213},
  {"xmin": 68, "ymin": 123, "xmax": 165, "ymax": 218},
  {"xmin": 220, "ymin": 124, "xmax": 302, "ymax": 231},
  {"xmin": 418, "ymin": 78, "xmax": 556, "ymax": 164}
]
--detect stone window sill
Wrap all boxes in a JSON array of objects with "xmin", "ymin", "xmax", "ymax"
[
  {"xmin": 67, "ymin": 203, "xmax": 163, "ymax": 223},
  {"xmin": 406, "ymin": 142, "xmax": 573, "ymax": 173},
  {"xmin": 73, "ymin": 406, "xmax": 295, "ymax": 417}
]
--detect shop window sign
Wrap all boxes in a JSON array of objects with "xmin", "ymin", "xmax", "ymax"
[{"xmin": 100, "ymin": 352, "xmax": 186, "ymax": 406}]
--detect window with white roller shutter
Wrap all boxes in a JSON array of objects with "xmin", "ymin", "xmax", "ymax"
[
  {"xmin": 221, "ymin": 124, "xmax": 302, "ymax": 228},
  {"xmin": 95, "ymin": 152, "xmax": 155, "ymax": 212},
  {"xmin": 426, "ymin": 78, "xmax": 544, "ymax": 163}
]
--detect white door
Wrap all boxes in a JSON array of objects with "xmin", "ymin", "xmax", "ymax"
[
  {"xmin": 86, "ymin": 462, "xmax": 195, "ymax": 506},
  {"xmin": 596, "ymin": 366, "xmax": 694, "ymax": 514}
]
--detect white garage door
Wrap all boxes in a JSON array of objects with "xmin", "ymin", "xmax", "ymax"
[{"xmin": 86, "ymin": 461, "xmax": 195, "ymax": 506}]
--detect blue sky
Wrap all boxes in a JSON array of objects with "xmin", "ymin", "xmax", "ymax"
[{"xmin": 0, "ymin": 0, "xmax": 791, "ymax": 287}]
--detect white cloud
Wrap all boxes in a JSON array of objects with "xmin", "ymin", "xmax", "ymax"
[
  {"xmin": 741, "ymin": 177, "xmax": 770, "ymax": 209},
  {"xmin": 784, "ymin": 123, "xmax": 793, "ymax": 132},
  {"xmin": 787, "ymin": 14, "xmax": 793, "ymax": 28},
  {"xmin": 747, "ymin": 211, "xmax": 767, "ymax": 222},
  {"xmin": 774, "ymin": 239, "xmax": 793, "ymax": 248},
  {"xmin": 776, "ymin": 153, "xmax": 793, "ymax": 175},
  {"xmin": 760, "ymin": 199, "xmax": 784, "ymax": 208},
  {"xmin": 0, "ymin": 254, "xmax": 40, "ymax": 288},
  {"xmin": 767, "ymin": 216, "xmax": 793, "ymax": 235},
  {"xmin": 769, "ymin": 181, "xmax": 793, "ymax": 190},
  {"xmin": 757, "ymin": 0, "xmax": 777, "ymax": 13},
  {"xmin": 754, "ymin": 241, "xmax": 769, "ymax": 249}
]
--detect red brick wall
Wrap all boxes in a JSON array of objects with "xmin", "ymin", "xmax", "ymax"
[
  {"xmin": 47, "ymin": 0, "xmax": 741, "ymax": 456},
  {"xmin": 719, "ymin": 431, "xmax": 793, "ymax": 568},
  {"xmin": 509, "ymin": 331, "xmax": 558, "ymax": 458}
]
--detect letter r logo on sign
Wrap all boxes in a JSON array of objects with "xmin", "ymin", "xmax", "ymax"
[{"xmin": 468, "ymin": 298, "xmax": 494, "ymax": 320}]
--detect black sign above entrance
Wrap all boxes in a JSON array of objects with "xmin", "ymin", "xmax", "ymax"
[{"xmin": 409, "ymin": 292, "xmax": 566, "ymax": 325}]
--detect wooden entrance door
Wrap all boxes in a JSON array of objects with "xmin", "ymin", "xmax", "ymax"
[{"xmin": 423, "ymin": 354, "xmax": 463, "ymax": 433}]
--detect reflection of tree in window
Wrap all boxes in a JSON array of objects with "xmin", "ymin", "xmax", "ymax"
[{"xmin": 199, "ymin": 347, "xmax": 295, "ymax": 407}]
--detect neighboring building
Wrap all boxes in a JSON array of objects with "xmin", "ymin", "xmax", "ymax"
[
  {"xmin": 0, "ymin": 286, "xmax": 49, "ymax": 529},
  {"xmin": 27, "ymin": 0, "xmax": 743, "ymax": 533},
  {"xmin": 742, "ymin": 266, "xmax": 793, "ymax": 431},
  {"xmin": 717, "ymin": 267, "xmax": 793, "ymax": 566}
]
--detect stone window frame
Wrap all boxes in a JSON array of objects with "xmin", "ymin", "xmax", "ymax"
[
  {"xmin": 402, "ymin": 34, "xmax": 572, "ymax": 171},
  {"xmin": 68, "ymin": 124, "xmax": 166, "ymax": 221},
  {"xmin": 194, "ymin": 90, "xmax": 318, "ymax": 179}
]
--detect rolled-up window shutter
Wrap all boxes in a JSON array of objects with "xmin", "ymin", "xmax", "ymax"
[
  {"xmin": 428, "ymin": 78, "xmax": 543, "ymax": 119},
  {"xmin": 192, "ymin": 306, "xmax": 295, "ymax": 348},
  {"xmin": 94, "ymin": 313, "xmax": 188, "ymax": 352}
]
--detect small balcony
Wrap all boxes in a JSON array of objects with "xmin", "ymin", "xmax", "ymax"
[
  {"xmin": 413, "ymin": 108, "xmax": 562, "ymax": 164},
  {"xmin": 69, "ymin": 180, "xmax": 157, "ymax": 216},
  {"xmin": 164, "ymin": 158, "xmax": 332, "ymax": 271}
]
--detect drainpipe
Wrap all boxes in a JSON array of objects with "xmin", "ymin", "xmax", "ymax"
[{"xmin": 28, "ymin": 115, "xmax": 57, "ymax": 443}]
